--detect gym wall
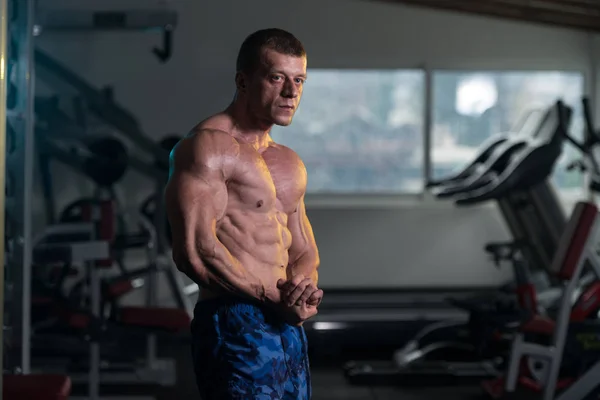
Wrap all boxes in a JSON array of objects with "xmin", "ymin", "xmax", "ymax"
[{"xmin": 35, "ymin": 0, "xmax": 597, "ymax": 293}]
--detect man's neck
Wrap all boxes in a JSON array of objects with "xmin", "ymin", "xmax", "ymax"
[{"xmin": 226, "ymin": 100, "xmax": 273, "ymax": 150}]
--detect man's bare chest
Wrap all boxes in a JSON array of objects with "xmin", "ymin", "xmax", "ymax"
[{"xmin": 233, "ymin": 146, "xmax": 306, "ymax": 214}]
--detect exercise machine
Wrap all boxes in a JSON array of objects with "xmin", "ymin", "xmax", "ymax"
[
  {"xmin": 30, "ymin": 201, "xmax": 190, "ymax": 400},
  {"xmin": 398, "ymin": 97, "xmax": 600, "ymax": 385},
  {"xmin": 32, "ymin": 45, "xmax": 197, "ymax": 318},
  {"xmin": 344, "ymin": 100, "xmax": 574, "ymax": 385},
  {"xmin": 427, "ymin": 107, "xmax": 545, "ymax": 196},
  {"xmin": 34, "ymin": 94, "xmax": 195, "ymax": 318},
  {"xmin": 0, "ymin": 1, "xmax": 184, "ymax": 397},
  {"xmin": 481, "ymin": 97, "xmax": 600, "ymax": 400},
  {"xmin": 483, "ymin": 201, "xmax": 600, "ymax": 399},
  {"xmin": 433, "ymin": 104, "xmax": 569, "ymax": 276}
]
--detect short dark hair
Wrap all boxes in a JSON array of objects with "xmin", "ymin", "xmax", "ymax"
[{"xmin": 236, "ymin": 28, "xmax": 306, "ymax": 74}]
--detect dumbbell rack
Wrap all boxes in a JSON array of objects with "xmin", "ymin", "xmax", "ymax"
[{"xmin": 1, "ymin": 0, "xmax": 36, "ymax": 380}]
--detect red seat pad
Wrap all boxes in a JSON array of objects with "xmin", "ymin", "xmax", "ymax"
[
  {"xmin": 119, "ymin": 306, "xmax": 191, "ymax": 332},
  {"xmin": 519, "ymin": 315, "xmax": 555, "ymax": 335},
  {"xmin": 3, "ymin": 374, "xmax": 71, "ymax": 400},
  {"xmin": 106, "ymin": 279, "xmax": 136, "ymax": 299}
]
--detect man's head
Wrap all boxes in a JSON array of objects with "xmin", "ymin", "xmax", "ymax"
[{"xmin": 235, "ymin": 28, "xmax": 307, "ymax": 127}]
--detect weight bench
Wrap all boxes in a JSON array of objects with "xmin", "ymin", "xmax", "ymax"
[
  {"xmin": 31, "ymin": 206, "xmax": 190, "ymax": 400},
  {"xmin": 3, "ymin": 374, "xmax": 71, "ymax": 400},
  {"xmin": 60, "ymin": 197, "xmax": 194, "ymax": 318},
  {"xmin": 483, "ymin": 201, "xmax": 600, "ymax": 400},
  {"xmin": 87, "ymin": 200, "xmax": 191, "ymax": 390}
]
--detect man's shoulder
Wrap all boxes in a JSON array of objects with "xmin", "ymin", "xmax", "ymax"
[
  {"xmin": 186, "ymin": 114, "xmax": 238, "ymax": 148},
  {"xmin": 272, "ymin": 142, "xmax": 301, "ymax": 160},
  {"xmin": 271, "ymin": 142, "xmax": 307, "ymax": 173},
  {"xmin": 189, "ymin": 127, "xmax": 234, "ymax": 142},
  {"xmin": 188, "ymin": 113, "xmax": 236, "ymax": 141},
  {"xmin": 177, "ymin": 127, "xmax": 239, "ymax": 163}
]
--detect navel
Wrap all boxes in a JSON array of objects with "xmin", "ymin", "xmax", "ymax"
[{"xmin": 256, "ymin": 200, "xmax": 263, "ymax": 208}]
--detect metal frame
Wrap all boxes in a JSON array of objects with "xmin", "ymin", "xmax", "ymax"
[
  {"xmin": 0, "ymin": 0, "xmax": 8, "ymax": 391},
  {"xmin": 3, "ymin": 0, "xmax": 35, "ymax": 376},
  {"xmin": 503, "ymin": 202, "xmax": 600, "ymax": 400},
  {"xmin": 32, "ymin": 222, "xmax": 160, "ymax": 400},
  {"xmin": 35, "ymin": 9, "xmax": 177, "ymax": 31}
]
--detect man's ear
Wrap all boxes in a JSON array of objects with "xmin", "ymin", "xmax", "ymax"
[{"xmin": 235, "ymin": 72, "xmax": 247, "ymax": 92}]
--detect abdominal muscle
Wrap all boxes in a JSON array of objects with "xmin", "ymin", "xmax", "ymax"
[{"xmin": 199, "ymin": 206, "xmax": 292, "ymax": 303}]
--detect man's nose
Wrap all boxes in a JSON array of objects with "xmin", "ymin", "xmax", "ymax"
[{"xmin": 281, "ymin": 80, "xmax": 298, "ymax": 98}]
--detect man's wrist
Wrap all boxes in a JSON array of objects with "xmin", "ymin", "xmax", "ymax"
[{"xmin": 258, "ymin": 285, "xmax": 282, "ymax": 307}]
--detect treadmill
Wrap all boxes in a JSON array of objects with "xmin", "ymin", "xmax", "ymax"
[
  {"xmin": 429, "ymin": 106, "xmax": 568, "ymax": 283},
  {"xmin": 432, "ymin": 104, "xmax": 570, "ymax": 283},
  {"xmin": 427, "ymin": 108, "xmax": 544, "ymax": 190},
  {"xmin": 343, "ymin": 100, "xmax": 573, "ymax": 385}
]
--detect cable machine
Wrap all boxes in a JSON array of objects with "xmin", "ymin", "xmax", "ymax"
[{"xmin": 1, "ymin": 2, "xmax": 180, "ymax": 398}]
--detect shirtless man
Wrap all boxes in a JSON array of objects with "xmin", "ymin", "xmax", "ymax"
[{"xmin": 165, "ymin": 28, "xmax": 322, "ymax": 399}]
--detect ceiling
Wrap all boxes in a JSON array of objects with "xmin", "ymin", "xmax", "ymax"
[{"xmin": 368, "ymin": 0, "xmax": 600, "ymax": 32}]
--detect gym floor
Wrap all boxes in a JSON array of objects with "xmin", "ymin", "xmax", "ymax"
[{"xmin": 68, "ymin": 340, "xmax": 529, "ymax": 400}]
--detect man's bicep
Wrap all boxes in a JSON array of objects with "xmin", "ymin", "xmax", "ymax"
[
  {"xmin": 166, "ymin": 170, "xmax": 222, "ymax": 216},
  {"xmin": 165, "ymin": 136, "xmax": 229, "ymax": 252},
  {"xmin": 167, "ymin": 130, "xmax": 234, "ymax": 211},
  {"xmin": 166, "ymin": 147, "xmax": 225, "ymax": 219}
]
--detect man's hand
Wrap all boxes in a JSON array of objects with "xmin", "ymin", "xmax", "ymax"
[
  {"xmin": 276, "ymin": 274, "xmax": 324, "ymax": 326},
  {"xmin": 278, "ymin": 300, "xmax": 318, "ymax": 326},
  {"xmin": 277, "ymin": 275, "xmax": 323, "ymax": 307}
]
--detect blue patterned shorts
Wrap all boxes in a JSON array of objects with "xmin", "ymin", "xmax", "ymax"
[{"xmin": 191, "ymin": 296, "xmax": 312, "ymax": 399}]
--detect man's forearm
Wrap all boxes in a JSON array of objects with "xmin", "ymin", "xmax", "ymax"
[
  {"xmin": 180, "ymin": 238, "xmax": 280, "ymax": 304},
  {"xmin": 288, "ymin": 252, "xmax": 319, "ymax": 285}
]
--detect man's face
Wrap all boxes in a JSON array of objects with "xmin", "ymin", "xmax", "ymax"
[{"xmin": 242, "ymin": 48, "xmax": 307, "ymax": 127}]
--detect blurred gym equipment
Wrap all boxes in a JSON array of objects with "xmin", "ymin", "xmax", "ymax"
[
  {"xmin": 35, "ymin": 8, "xmax": 176, "ymax": 62},
  {"xmin": 1, "ymin": 0, "xmax": 75, "ymax": 398},
  {"xmin": 30, "ymin": 200, "xmax": 190, "ymax": 400},
  {"xmin": 484, "ymin": 201, "xmax": 600, "ymax": 400},
  {"xmin": 426, "ymin": 108, "xmax": 544, "ymax": 191},
  {"xmin": 1, "ymin": 1, "xmax": 184, "ymax": 398},
  {"xmin": 343, "ymin": 100, "xmax": 600, "ymax": 386},
  {"xmin": 31, "ymin": 84, "xmax": 192, "ymax": 400},
  {"xmin": 480, "ymin": 97, "xmax": 600, "ymax": 399}
]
